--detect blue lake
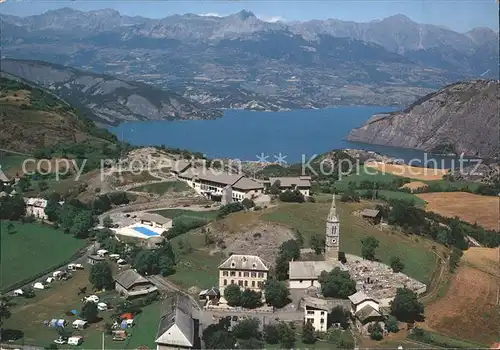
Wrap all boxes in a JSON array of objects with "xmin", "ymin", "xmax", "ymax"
[{"xmin": 110, "ymin": 107, "xmax": 461, "ymax": 167}]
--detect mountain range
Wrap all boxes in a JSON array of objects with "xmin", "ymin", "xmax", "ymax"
[{"xmin": 1, "ymin": 8, "xmax": 498, "ymax": 110}]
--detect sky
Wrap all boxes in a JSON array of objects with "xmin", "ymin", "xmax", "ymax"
[{"xmin": 0, "ymin": 0, "xmax": 498, "ymax": 32}]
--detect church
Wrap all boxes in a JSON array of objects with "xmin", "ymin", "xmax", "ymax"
[{"xmin": 288, "ymin": 195, "xmax": 345, "ymax": 289}]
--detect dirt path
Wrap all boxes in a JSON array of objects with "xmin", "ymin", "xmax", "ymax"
[{"xmin": 419, "ymin": 249, "xmax": 448, "ymax": 304}]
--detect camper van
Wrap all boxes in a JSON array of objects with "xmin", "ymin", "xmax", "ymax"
[{"xmin": 68, "ymin": 336, "xmax": 83, "ymax": 346}]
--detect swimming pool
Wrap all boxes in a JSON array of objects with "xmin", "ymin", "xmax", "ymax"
[{"xmin": 133, "ymin": 226, "xmax": 160, "ymax": 237}]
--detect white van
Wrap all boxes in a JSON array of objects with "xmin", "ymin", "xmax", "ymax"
[{"xmin": 67, "ymin": 336, "xmax": 83, "ymax": 345}]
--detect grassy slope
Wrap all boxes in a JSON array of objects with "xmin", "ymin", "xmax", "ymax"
[
  {"xmin": 130, "ymin": 181, "xmax": 190, "ymax": 195},
  {"xmin": 1, "ymin": 221, "xmax": 87, "ymax": 291},
  {"xmin": 154, "ymin": 209, "xmax": 218, "ymax": 220},
  {"xmin": 263, "ymin": 201, "xmax": 438, "ymax": 284}
]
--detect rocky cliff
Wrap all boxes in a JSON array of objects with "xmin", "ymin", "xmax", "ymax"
[{"xmin": 347, "ymin": 80, "xmax": 499, "ymax": 159}]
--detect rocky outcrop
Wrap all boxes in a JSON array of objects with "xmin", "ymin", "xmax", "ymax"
[{"xmin": 347, "ymin": 80, "xmax": 499, "ymax": 159}]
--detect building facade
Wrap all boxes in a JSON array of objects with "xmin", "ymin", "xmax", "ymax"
[
  {"xmin": 218, "ymin": 255, "xmax": 269, "ymax": 297},
  {"xmin": 348, "ymin": 291, "xmax": 383, "ymax": 325},
  {"xmin": 178, "ymin": 168, "xmax": 263, "ymax": 202},
  {"xmin": 115, "ymin": 269, "xmax": 158, "ymax": 298},
  {"xmin": 303, "ymin": 297, "xmax": 350, "ymax": 332}
]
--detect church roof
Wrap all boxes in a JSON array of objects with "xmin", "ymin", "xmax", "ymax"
[
  {"xmin": 327, "ymin": 194, "xmax": 339, "ymax": 222},
  {"xmin": 288, "ymin": 260, "xmax": 342, "ymax": 280}
]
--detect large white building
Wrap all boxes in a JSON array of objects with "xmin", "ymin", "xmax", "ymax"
[
  {"xmin": 218, "ymin": 254, "xmax": 269, "ymax": 297},
  {"xmin": 178, "ymin": 168, "xmax": 263, "ymax": 202}
]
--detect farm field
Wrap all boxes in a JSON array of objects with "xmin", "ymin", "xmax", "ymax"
[
  {"xmin": 364, "ymin": 161, "xmax": 447, "ymax": 181},
  {"xmin": 3, "ymin": 269, "xmax": 160, "ymax": 349},
  {"xmin": 0, "ymin": 221, "xmax": 87, "ymax": 292},
  {"xmin": 263, "ymin": 201, "xmax": 439, "ymax": 284},
  {"xmin": 416, "ymin": 192, "xmax": 500, "ymax": 231},
  {"xmin": 421, "ymin": 248, "xmax": 500, "ymax": 346},
  {"xmin": 131, "ymin": 180, "xmax": 190, "ymax": 195}
]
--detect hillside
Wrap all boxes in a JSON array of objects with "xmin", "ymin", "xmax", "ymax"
[
  {"xmin": 0, "ymin": 59, "xmax": 222, "ymax": 126},
  {"xmin": 0, "ymin": 77, "xmax": 117, "ymax": 153},
  {"xmin": 346, "ymin": 80, "xmax": 499, "ymax": 159}
]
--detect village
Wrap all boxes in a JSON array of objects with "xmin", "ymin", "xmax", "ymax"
[{"xmin": 0, "ymin": 150, "xmax": 498, "ymax": 350}]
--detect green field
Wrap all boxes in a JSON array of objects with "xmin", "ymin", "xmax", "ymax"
[
  {"xmin": 358, "ymin": 189, "xmax": 426, "ymax": 206},
  {"xmin": 263, "ymin": 202, "xmax": 438, "ymax": 284},
  {"xmin": 0, "ymin": 151, "xmax": 28, "ymax": 173},
  {"xmin": 154, "ymin": 208, "xmax": 218, "ymax": 220},
  {"xmin": 408, "ymin": 329, "xmax": 486, "ymax": 349},
  {"xmin": 168, "ymin": 232, "xmax": 223, "ymax": 289},
  {"xmin": 0, "ymin": 221, "xmax": 87, "ymax": 291},
  {"xmin": 131, "ymin": 181, "xmax": 190, "ymax": 195},
  {"xmin": 334, "ymin": 167, "xmax": 406, "ymax": 190}
]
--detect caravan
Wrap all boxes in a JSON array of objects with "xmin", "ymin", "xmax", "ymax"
[{"xmin": 67, "ymin": 336, "xmax": 83, "ymax": 346}]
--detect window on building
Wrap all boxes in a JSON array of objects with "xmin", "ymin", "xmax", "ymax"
[
  {"xmin": 231, "ymin": 280, "xmax": 234, "ymax": 284},
  {"xmin": 258, "ymin": 272, "xmax": 264, "ymax": 278},
  {"xmin": 320, "ymin": 319, "xmax": 325, "ymax": 324},
  {"xmin": 257, "ymin": 281, "xmax": 262, "ymax": 288},
  {"xmin": 252, "ymin": 281, "xmax": 255, "ymax": 287},
  {"xmin": 243, "ymin": 272, "xmax": 249, "ymax": 277},
  {"xmin": 223, "ymin": 271, "xmax": 228, "ymax": 276},
  {"xmin": 320, "ymin": 312, "xmax": 325, "ymax": 316},
  {"xmin": 307, "ymin": 311, "xmax": 314, "ymax": 315},
  {"xmin": 238, "ymin": 280, "xmax": 243, "ymax": 286},
  {"xmin": 238, "ymin": 272, "xmax": 242, "ymax": 277},
  {"xmin": 244, "ymin": 281, "xmax": 248, "ymax": 287},
  {"xmin": 230, "ymin": 271, "xmax": 236, "ymax": 276},
  {"xmin": 224, "ymin": 279, "xmax": 227, "ymax": 286},
  {"xmin": 251, "ymin": 272, "xmax": 256, "ymax": 277}
]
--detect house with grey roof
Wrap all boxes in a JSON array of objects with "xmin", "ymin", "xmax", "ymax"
[
  {"xmin": 288, "ymin": 260, "xmax": 345, "ymax": 289},
  {"xmin": 302, "ymin": 296, "xmax": 350, "ymax": 332},
  {"xmin": 0, "ymin": 169, "xmax": 10, "ymax": 185},
  {"xmin": 178, "ymin": 167, "xmax": 263, "ymax": 202},
  {"xmin": 138, "ymin": 212, "xmax": 173, "ymax": 229},
  {"xmin": 218, "ymin": 254, "xmax": 269, "ymax": 297},
  {"xmin": 115, "ymin": 269, "xmax": 158, "ymax": 298},
  {"xmin": 155, "ymin": 294, "xmax": 199, "ymax": 350},
  {"xmin": 348, "ymin": 291, "xmax": 383, "ymax": 325},
  {"xmin": 265, "ymin": 176, "xmax": 312, "ymax": 197}
]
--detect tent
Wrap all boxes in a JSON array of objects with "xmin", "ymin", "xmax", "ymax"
[
  {"xmin": 120, "ymin": 313, "xmax": 133, "ymax": 320},
  {"xmin": 97, "ymin": 302, "xmax": 108, "ymax": 311},
  {"xmin": 13, "ymin": 289, "xmax": 24, "ymax": 296},
  {"xmin": 33, "ymin": 282, "xmax": 44, "ymax": 290},
  {"xmin": 49, "ymin": 319, "xmax": 67, "ymax": 328},
  {"xmin": 120, "ymin": 320, "xmax": 128, "ymax": 329}
]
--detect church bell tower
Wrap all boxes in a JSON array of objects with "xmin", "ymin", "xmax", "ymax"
[{"xmin": 325, "ymin": 194, "xmax": 340, "ymax": 262}]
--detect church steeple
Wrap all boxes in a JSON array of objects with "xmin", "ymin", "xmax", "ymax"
[{"xmin": 325, "ymin": 194, "xmax": 340, "ymax": 262}]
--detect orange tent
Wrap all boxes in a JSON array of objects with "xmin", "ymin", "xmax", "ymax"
[{"xmin": 120, "ymin": 313, "xmax": 133, "ymax": 320}]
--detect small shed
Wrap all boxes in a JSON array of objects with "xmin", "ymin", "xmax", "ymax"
[
  {"xmin": 360, "ymin": 209, "xmax": 382, "ymax": 224},
  {"xmin": 199, "ymin": 287, "xmax": 220, "ymax": 301},
  {"xmin": 72, "ymin": 319, "xmax": 88, "ymax": 330}
]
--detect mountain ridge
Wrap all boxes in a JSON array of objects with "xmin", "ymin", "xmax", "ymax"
[
  {"xmin": 0, "ymin": 59, "xmax": 222, "ymax": 126},
  {"xmin": 346, "ymin": 79, "xmax": 499, "ymax": 159}
]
